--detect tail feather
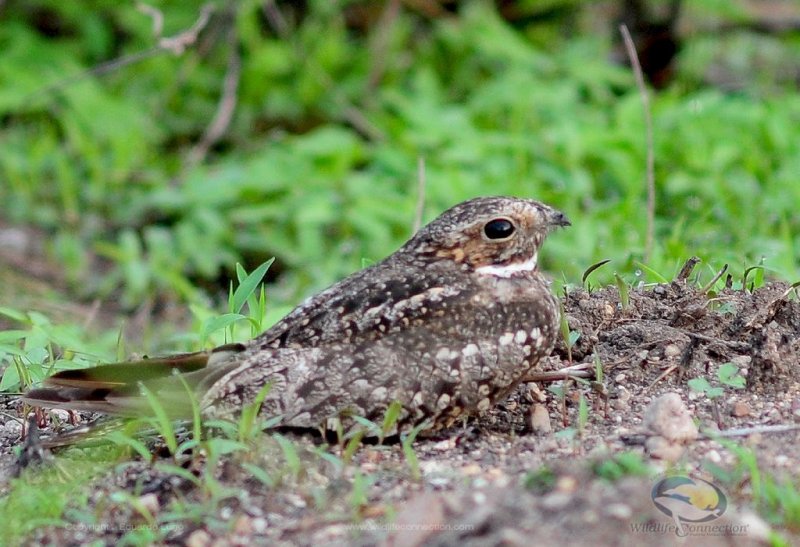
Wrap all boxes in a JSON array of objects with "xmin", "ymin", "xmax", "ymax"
[
  {"xmin": 44, "ymin": 354, "xmax": 209, "ymax": 389},
  {"xmin": 22, "ymin": 343, "xmax": 247, "ymax": 416}
]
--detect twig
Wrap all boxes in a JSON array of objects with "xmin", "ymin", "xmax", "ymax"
[
  {"xmin": 620, "ymin": 24, "xmax": 656, "ymax": 264},
  {"xmin": 262, "ymin": 0, "xmax": 290, "ymax": 38},
  {"xmin": 706, "ymin": 423, "xmax": 800, "ymax": 438},
  {"xmin": 525, "ymin": 370, "xmax": 593, "ymax": 382},
  {"xmin": 186, "ymin": 27, "xmax": 242, "ymax": 168},
  {"xmin": 523, "ymin": 363, "xmax": 594, "ymax": 383},
  {"xmin": 700, "ymin": 263, "xmax": 728, "ymax": 293},
  {"xmin": 27, "ymin": 4, "xmax": 214, "ymax": 101},
  {"xmin": 645, "ymin": 364, "xmax": 678, "ymax": 391},
  {"xmin": 676, "ymin": 256, "xmax": 700, "ymax": 281},
  {"xmin": 0, "ymin": 411, "xmax": 24, "ymax": 426},
  {"xmin": 260, "ymin": 1, "xmax": 384, "ymax": 141},
  {"xmin": 81, "ymin": 299, "xmax": 102, "ymax": 331},
  {"xmin": 677, "ymin": 330, "xmax": 748, "ymax": 349},
  {"xmin": 412, "ymin": 156, "xmax": 427, "ymax": 234},
  {"xmin": 137, "ymin": 2, "xmax": 165, "ymax": 38},
  {"xmin": 155, "ymin": 4, "xmax": 214, "ymax": 55},
  {"xmin": 368, "ymin": 0, "xmax": 402, "ymax": 89}
]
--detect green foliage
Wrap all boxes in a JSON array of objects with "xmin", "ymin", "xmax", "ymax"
[
  {"xmin": 577, "ymin": 392, "xmax": 589, "ymax": 436},
  {"xmin": 614, "ymin": 273, "xmax": 630, "ymax": 309},
  {"xmin": 1, "ymin": 2, "xmax": 800, "ymax": 541},
  {"xmin": 273, "ymin": 433, "xmax": 303, "ymax": 480},
  {"xmin": 707, "ymin": 441, "xmax": 800, "ymax": 537},
  {"xmin": 559, "ymin": 300, "xmax": 579, "ymax": 362},
  {"xmin": 688, "ymin": 362, "xmax": 746, "ymax": 399},
  {"xmin": 592, "ymin": 451, "xmax": 651, "ymax": 482},
  {"xmin": 1, "ymin": 1, "xmax": 799, "ymax": 313},
  {"xmin": 381, "ymin": 401, "xmax": 403, "ymax": 443},
  {"xmin": 0, "ymin": 450, "xmax": 115, "ymax": 546},
  {"xmin": 523, "ymin": 466, "xmax": 557, "ymax": 494},
  {"xmin": 687, "ymin": 377, "xmax": 724, "ymax": 399},
  {"xmin": 237, "ymin": 382, "xmax": 273, "ymax": 443},
  {"xmin": 140, "ymin": 383, "xmax": 179, "ymax": 455},
  {"xmin": 401, "ymin": 420, "xmax": 430, "ymax": 481},
  {"xmin": 0, "ymin": 307, "xmax": 118, "ymax": 392},
  {"xmin": 718, "ymin": 362, "xmax": 747, "ymax": 389}
]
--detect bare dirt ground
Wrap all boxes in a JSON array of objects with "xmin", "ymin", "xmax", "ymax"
[{"xmin": 2, "ymin": 272, "xmax": 800, "ymax": 545}]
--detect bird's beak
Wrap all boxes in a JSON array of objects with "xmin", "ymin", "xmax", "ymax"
[{"xmin": 548, "ymin": 209, "xmax": 571, "ymax": 228}]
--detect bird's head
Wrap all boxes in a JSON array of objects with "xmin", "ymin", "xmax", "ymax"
[{"xmin": 404, "ymin": 196, "xmax": 569, "ymax": 277}]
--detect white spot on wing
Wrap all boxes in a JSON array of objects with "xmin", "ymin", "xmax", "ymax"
[
  {"xmin": 499, "ymin": 332, "xmax": 514, "ymax": 346},
  {"xmin": 462, "ymin": 344, "xmax": 479, "ymax": 357},
  {"xmin": 515, "ymin": 330, "xmax": 527, "ymax": 343}
]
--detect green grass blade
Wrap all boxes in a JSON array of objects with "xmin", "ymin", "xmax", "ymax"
[
  {"xmin": 231, "ymin": 259, "xmax": 274, "ymax": 315},
  {"xmin": 139, "ymin": 383, "xmax": 178, "ymax": 455}
]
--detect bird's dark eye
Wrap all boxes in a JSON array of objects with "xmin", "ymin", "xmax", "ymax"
[{"xmin": 483, "ymin": 218, "xmax": 515, "ymax": 240}]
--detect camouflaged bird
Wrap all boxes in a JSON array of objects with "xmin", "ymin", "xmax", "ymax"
[{"xmin": 24, "ymin": 196, "xmax": 569, "ymax": 434}]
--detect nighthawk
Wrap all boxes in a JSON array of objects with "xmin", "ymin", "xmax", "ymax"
[{"xmin": 24, "ymin": 196, "xmax": 569, "ymax": 434}]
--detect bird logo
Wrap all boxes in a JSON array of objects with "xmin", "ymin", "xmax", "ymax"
[{"xmin": 651, "ymin": 475, "xmax": 727, "ymax": 536}]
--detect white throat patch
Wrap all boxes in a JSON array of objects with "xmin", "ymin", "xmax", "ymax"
[{"xmin": 475, "ymin": 253, "xmax": 538, "ymax": 278}]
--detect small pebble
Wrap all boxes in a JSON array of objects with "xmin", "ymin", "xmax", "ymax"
[
  {"xmin": 605, "ymin": 503, "xmax": 632, "ymax": 520},
  {"xmin": 1, "ymin": 421, "xmax": 22, "ymax": 436},
  {"xmin": 582, "ymin": 509, "xmax": 599, "ymax": 523},
  {"xmin": 234, "ymin": 516, "xmax": 252, "ymax": 535},
  {"xmin": 555, "ymin": 475, "xmax": 577, "ymax": 493},
  {"xmin": 527, "ymin": 383, "xmax": 547, "ymax": 403},
  {"xmin": 663, "ymin": 344, "xmax": 681, "ymax": 358},
  {"xmin": 643, "ymin": 393, "xmax": 698, "ymax": 443},
  {"xmin": 461, "ymin": 463, "xmax": 481, "ymax": 476},
  {"xmin": 732, "ymin": 401, "xmax": 751, "ymax": 417},
  {"xmin": 185, "ymin": 529, "xmax": 211, "ymax": 547},
  {"xmin": 730, "ymin": 355, "xmax": 752, "ymax": 368},
  {"xmin": 645, "ymin": 436, "xmax": 686, "ymax": 462},
  {"xmin": 530, "ymin": 404, "xmax": 552, "ymax": 435},
  {"xmin": 50, "ymin": 409, "xmax": 72, "ymax": 422},
  {"xmin": 138, "ymin": 493, "xmax": 160, "ymax": 517},
  {"xmin": 252, "ymin": 518, "xmax": 267, "ymax": 534},
  {"xmin": 642, "ymin": 393, "xmax": 698, "ymax": 462},
  {"xmin": 541, "ymin": 491, "xmax": 572, "ymax": 511}
]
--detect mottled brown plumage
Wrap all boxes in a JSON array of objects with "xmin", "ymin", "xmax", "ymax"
[{"xmin": 24, "ymin": 196, "xmax": 569, "ymax": 434}]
